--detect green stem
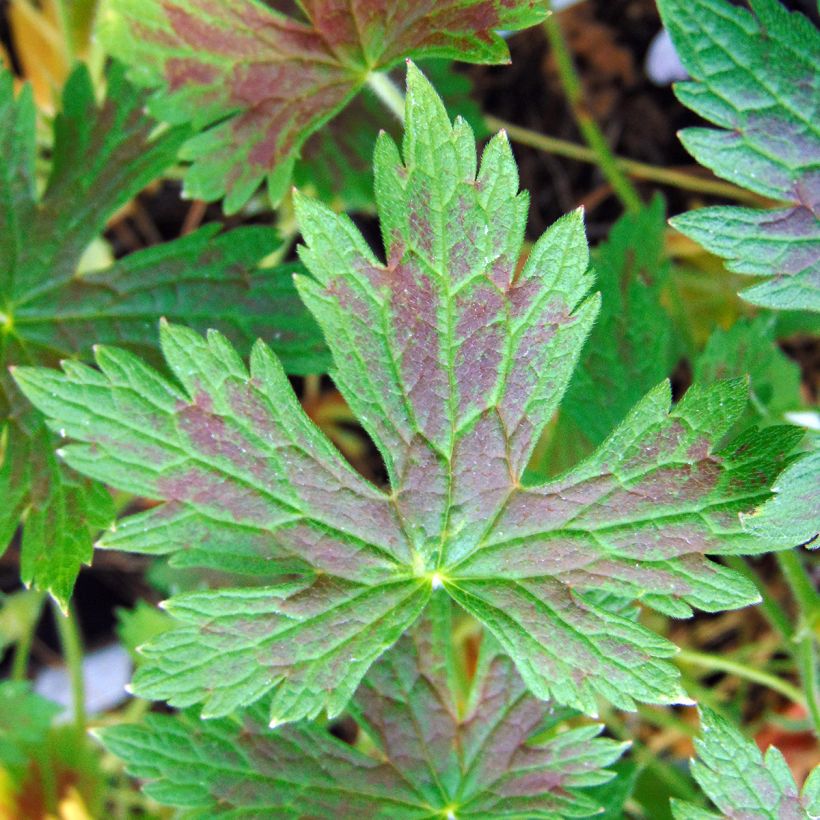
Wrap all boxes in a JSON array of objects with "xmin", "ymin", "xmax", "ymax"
[
  {"xmin": 366, "ymin": 70, "xmax": 406, "ymax": 123},
  {"xmin": 11, "ymin": 623, "xmax": 36, "ymax": 681},
  {"xmin": 486, "ymin": 116, "xmax": 763, "ymax": 205},
  {"xmin": 723, "ymin": 556, "xmax": 794, "ymax": 642},
  {"xmin": 52, "ymin": 600, "xmax": 86, "ymax": 734},
  {"xmin": 777, "ymin": 550, "xmax": 820, "ymax": 736},
  {"xmin": 543, "ymin": 12, "xmax": 642, "ymax": 212},
  {"xmin": 677, "ymin": 648, "xmax": 806, "ymax": 708}
]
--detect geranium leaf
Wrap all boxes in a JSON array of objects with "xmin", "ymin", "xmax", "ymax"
[
  {"xmin": 671, "ymin": 707, "xmax": 820, "ymax": 820},
  {"xmin": 658, "ymin": 0, "xmax": 820, "ymax": 312},
  {"xmin": 101, "ymin": 0, "xmax": 546, "ymax": 212},
  {"xmin": 0, "ymin": 62, "xmax": 325, "ymax": 608},
  {"xmin": 98, "ymin": 597, "xmax": 627, "ymax": 817},
  {"xmin": 15, "ymin": 65, "xmax": 806, "ymax": 722}
]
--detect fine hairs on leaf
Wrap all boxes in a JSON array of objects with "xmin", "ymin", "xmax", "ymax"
[
  {"xmin": 0, "ymin": 61, "xmax": 327, "ymax": 608},
  {"xmin": 100, "ymin": 0, "xmax": 547, "ymax": 212},
  {"xmin": 97, "ymin": 596, "xmax": 629, "ymax": 817},
  {"xmin": 13, "ymin": 64, "xmax": 808, "ymax": 726},
  {"xmin": 658, "ymin": 0, "xmax": 820, "ymax": 312}
]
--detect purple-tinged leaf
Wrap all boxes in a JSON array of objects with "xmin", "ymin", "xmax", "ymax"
[
  {"xmin": 15, "ymin": 65, "xmax": 805, "ymax": 721},
  {"xmin": 98, "ymin": 598, "xmax": 628, "ymax": 817},
  {"xmin": 101, "ymin": 0, "xmax": 547, "ymax": 211}
]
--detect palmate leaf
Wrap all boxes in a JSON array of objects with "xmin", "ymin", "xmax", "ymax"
[
  {"xmin": 658, "ymin": 0, "xmax": 820, "ymax": 312},
  {"xmin": 14, "ymin": 66, "xmax": 806, "ymax": 724},
  {"xmin": 671, "ymin": 707, "xmax": 820, "ymax": 820},
  {"xmin": 100, "ymin": 0, "xmax": 546, "ymax": 212},
  {"xmin": 97, "ymin": 596, "xmax": 628, "ymax": 818},
  {"xmin": 0, "ymin": 62, "xmax": 326, "ymax": 608}
]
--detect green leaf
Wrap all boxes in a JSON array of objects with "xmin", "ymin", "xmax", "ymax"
[
  {"xmin": 101, "ymin": 0, "xmax": 546, "ymax": 212},
  {"xmin": 694, "ymin": 315, "xmax": 803, "ymax": 430},
  {"xmin": 14, "ymin": 65, "xmax": 805, "ymax": 723},
  {"xmin": 742, "ymin": 448, "xmax": 820, "ymax": 545},
  {"xmin": 539, "ymin": 195, "xmax": 676, "ymax": 472},
  {"xmin": 658, "ymin": 0, "xmax": 820, "ymax": 312},
  {"xmin": 671, "ymin": 707, "xmax": 820, "ymax": 820},
  {"xmin": 98, "ymin": 598, "xmax": 627, "ymax": 818},
  {"xmin": 0, "ymin": 62, "xmax": 327, "ymax": 607}
]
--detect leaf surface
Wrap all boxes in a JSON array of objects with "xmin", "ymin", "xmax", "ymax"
[
  {"xmin": 98, "ymin": 598, "xmax": 627, "ymax": 818},
  {"xmin": 658, "ymin": 0, "xmax": 820, "ymax": 311},
  {"xmin": 671, "ymin": 707, "xmax": 820, "ymax": 820},
  {"xmin": 101, "ymin": 0, "xmax": 546, "ymax": 211},
  {"xmin": 15, "ymin": 65, "xmax": 805, "ymax": 721},
  {"xmin": 0, "ymin": 63, "xmax": 325, "ymax": 607}
]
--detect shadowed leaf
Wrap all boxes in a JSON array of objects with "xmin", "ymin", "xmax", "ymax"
[{"xmin": 0, "ymin": 62, "xmax": 326, "ymax": 608}]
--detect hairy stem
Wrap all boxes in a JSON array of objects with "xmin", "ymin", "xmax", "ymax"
[
  {"xmin": 543, "ymin": 12, "xmax": 642, "ymax": 212},
  {"xmin": 52, "ymin": 599, "xmax": 86, "ymax": 734},
  {"xmin": 677, "ymin": 648, "xmax": 806, "ymax": 708},
  {"xmin": 367, "ymin": 71, "xmax": 406, "ymax": 123}
]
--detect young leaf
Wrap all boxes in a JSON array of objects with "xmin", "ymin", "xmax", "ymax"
[
  {"xmin": 671, "ymin": 707, "xmax": 820, "ymax": 819},
  {"xmin": 14, "ymin": 65, "xmax": 806, "ymax": 724},
  {"xmin": 98, "ymin": 597, "xmax": 628, "ymax": 818},
  {"xmin": 658, "ymin": 0, "xmax": 820, "ymax": 312},
  {"xmin": 101, "ymin": 0, "xmax": 547, "ymax": 212},
  {"xmin": 0, "ymin": 62, "xmax": 326, "ymax": 608}
]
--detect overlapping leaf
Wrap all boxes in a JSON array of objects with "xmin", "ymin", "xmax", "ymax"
[
  {"xmin": 672, "ymin": 707, "xmax": 820, "ymax": 819},
  {"xmin": 0, "ymin": 62, "xmax": 326, "ymax": 607},
  {"xmin": 101, "ymin": 0, "xmax": 546, "ymax": 212},
  {"xmin": 15, "ymin": 66, "xmax": 806, "ymax": 724},
  {"xmin": 659, "ymin": 0, "xmax": 820, "ymax": 311},
  {"xmin": 98, "ymin": 597, "xmax": 627, "ymax": 818}
]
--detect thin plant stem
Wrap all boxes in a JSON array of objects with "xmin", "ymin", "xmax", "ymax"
[
  {"xmin": 677, "ymin": 648, "xmax": 806, "ymax": 708},
  {"xmin": 366, "ymin": 71, "xmax": 406, "ymax": 123},
  {"xmin": 11, "ymin": 621, "xmax": 36, "ymax": 680},
  {"xmin": 52, "ymin": 599, "xmax": 86, "ymax": 734},
  {"xmin": 777, "ymin": 550, "xmax": 820, "ymax": 736},
  {"xmin": 723, "ymin": 555, "xmax": 794, "ymax": 642},
  {"xmin": 488, "ymin": 115, "xmax": 765, "ymax": 205},
  {"xmin": 543, "ymin": 12, "xmax": 642, "ymax": 212}
]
